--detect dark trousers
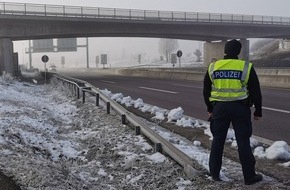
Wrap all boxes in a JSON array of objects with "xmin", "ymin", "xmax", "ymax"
[{"xmin": 209, "ymin": 101, "xmax": 256, "ymax": 181}]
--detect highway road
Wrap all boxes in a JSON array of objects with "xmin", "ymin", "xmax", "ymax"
[{"xmin": 63, "ymin": 71, "xmax": 290, "ymax": 144}]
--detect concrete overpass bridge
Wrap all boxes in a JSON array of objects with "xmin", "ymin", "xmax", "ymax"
[{"xmin": 1, "ymin": 2, "xmax": 290, "ymax": 74}]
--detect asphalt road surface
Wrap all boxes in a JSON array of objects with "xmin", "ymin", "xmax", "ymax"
[{"xmin": 62, "ymin": 71, "xmax": 290, "ymax": 145}]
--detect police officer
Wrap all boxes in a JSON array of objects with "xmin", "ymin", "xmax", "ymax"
[{"xmin": 203, "ymin": 39, "xmax": 263, "ymax": 185}]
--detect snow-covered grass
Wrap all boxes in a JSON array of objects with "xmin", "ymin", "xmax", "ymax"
[
  {"xmin": 0, "ymin": 77, "xmax": 196, "ymax": 189},
  {"xmin": 0, "ymin": 76, "xmax": 289, "ymax": 189}
]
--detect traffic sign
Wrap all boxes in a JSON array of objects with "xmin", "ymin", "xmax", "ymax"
[
  {"xmin": 177, "ymin": 50, "xmax": 183, "ymax": 58},
  {"xmin": 41, "ymin": 55, "xmax": 49, "ymax": 63}
]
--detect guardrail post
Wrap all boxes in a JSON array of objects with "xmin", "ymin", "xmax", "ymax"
[
  {"xmin": 96, "ymin": 93, "xmax": 99, "ymax": 106},
  {"xmin": 155, "ymin": 143, "xmax": 162, "ymax": 153},
  {"xmin": 77, "ymin": 87, "xmax": 80, "ymax": 99},
  {"xmin": 82, "ymin": 90, "xmax": 86, "ymax": 103},
  {"xmin": 82, "ymin": 87, "xmax": 91, "ymax": 103},
  {"xmin": 74, "ymin": 85, "xmax": 77, "ymax": 96},
  {"xmin": 77, "ymin": 83, "xmax": 85, "ymax": 99},
  {"xmin": 72, "ymin": 84, "xmax": 75, "ymax": 93},
  {"xmin": 121, "ymin": 114, "xmax": 126, "ymax": 124},
  {"xmin": 106, "ymin": 102, "xmax": 111, "ymax": 114},
  {"xmin": 135, "ymin": 126, "xmax": 141, "ymax": 135}
]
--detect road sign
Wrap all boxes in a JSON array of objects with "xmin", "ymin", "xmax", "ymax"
[
  {"xmin": 176, "ymin": 50, "xmax": 183, "ymax": 68},
  {"xmin": 101, "ymin": 54, "xmax": 107, "ymax": 69},
  {"xmin": 41, "ymin": 55, "xmax": 49, "ymax": 83},
  {"xmin": 57, "ymin": 38, "xmax": 77, "ymax": 52},
  {"xmin": 101, "ymin": 54, "xmax": 107, "ymax": 65},
  {"xmin": 41, "ymin": 55, "xmax": 49, "ymax": 63},
  {"xmin": 33, "ymin": 39, "xmax": 53, "ymax": 53},
  {"xmin": 177, "ymin": 50, "xmax": 183, "ymax": 58}
]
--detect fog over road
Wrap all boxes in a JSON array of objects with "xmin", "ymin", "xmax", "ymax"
[{"xmin": 62, "ymin": 71, "xmax": 290, "ymax": 144}]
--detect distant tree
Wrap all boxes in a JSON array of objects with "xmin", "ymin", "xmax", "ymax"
[
  {"xmin": 159, "ymin": 39, "xmax": 179, "ymax": 62},
  {"xmin": 193, "ymin": 49, "xmax": 202, "ymax": 62}
]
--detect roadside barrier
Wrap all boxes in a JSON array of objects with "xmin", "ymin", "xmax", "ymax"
[
  {"xmin": 97, "ymin": 67, "xmax": 290, "ymax": 89},
  {"xmin": 54, "ymin": 74, "xmax": 202, "ymax": 179}
]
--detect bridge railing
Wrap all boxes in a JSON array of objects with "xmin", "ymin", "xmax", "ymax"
[{"xmin": 0, "ymin": 2, "xmax": 290, "ymax": 25}]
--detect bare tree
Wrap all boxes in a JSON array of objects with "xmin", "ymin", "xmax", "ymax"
[
  {"xmin": 159, "ymin": 39, "xmax": 179, "ymax": 62},
  {"xmin": 193, "ymin": 49, "xmax": 202, "ymax": 62}
]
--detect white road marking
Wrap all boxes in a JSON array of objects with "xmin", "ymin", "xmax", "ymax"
[
  {"xmin": 172, "ymin": 84, "xmax": 203, "ymax": 89},
  {"xmin": 263, "ymin": 106, "xmax": 290, "ymax": 114},
  {"xmin": 100, "ymin": 80, "xmax": 116, "ymax": 84},
  {"xmin": 139, "ymin": 86, "xmax": 178, "ymax": 94}
]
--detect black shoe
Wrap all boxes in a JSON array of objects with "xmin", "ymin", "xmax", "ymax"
[
  {"xmin": 245, "ymin": 174, "xmax": 263, "ymax": 185},
  {"xmin": 212, "ymin": 176, "xmax": 222, "ymax": 181}
]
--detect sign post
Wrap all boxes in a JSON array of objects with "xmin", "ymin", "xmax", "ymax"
[
  {"xmin": 41, "ymin": 55, "xmax": 49, "ymax": 83},
  {"xmin": 96, "ymin": 56, "xmax": 99, "ymax": 68},
  {"xmin": 176, "ymin": 50, "xmax": 183, "ymax": 68},
  {"xmin": 101, "ymin": 54, "xmax": 107, "ymax": 69}
]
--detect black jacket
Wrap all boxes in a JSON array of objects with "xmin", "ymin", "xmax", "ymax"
[{"xmin": 203, "ymin": 56, "xmax": 262, "ymax": 117}]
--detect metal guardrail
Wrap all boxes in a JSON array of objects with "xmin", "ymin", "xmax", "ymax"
[
  {"xmin": 54, "ymin": 74, "xmax": 201, "ymax": 179},
  {"xmin": 0, "ymin": 2, "xmax": 290, "ymax": 25}
]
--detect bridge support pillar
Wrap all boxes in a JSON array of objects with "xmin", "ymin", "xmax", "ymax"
[
  {"xmin": 204, "ymin": 41, "xmax": 226, "ymax": 66},
  {"xmin": 239, "ymin": 39, "xmax": 250, "ymax": 61},
  {"xmin": 0, "ymin": 38, "xmax": 19, "ymax": 76},
  {"xmin": 203, "ymin": 39, "xmax": 249, "ymax": 66}
]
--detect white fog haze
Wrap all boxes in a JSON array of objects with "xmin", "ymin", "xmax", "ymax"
[
  {"xmin": 13, "ymin": 38, "xmax": 201, "ymax": 69},
  {"xmin": 13, "ymin": 37, "xmax": 266, "ymax": 70}
]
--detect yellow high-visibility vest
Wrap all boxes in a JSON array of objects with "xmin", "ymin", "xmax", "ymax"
[{"xmin": 208, "ymin": 59, "xmax": 252, "ymax": 102}]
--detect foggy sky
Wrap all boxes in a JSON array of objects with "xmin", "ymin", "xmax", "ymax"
[{"xmin": 5, "ymin": 0, "xmax": 290, "ymax": 17}]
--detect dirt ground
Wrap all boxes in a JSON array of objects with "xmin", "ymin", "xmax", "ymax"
[{"xmin": 0, "ymin": 172, "xmax": 21, "ymax": 190}]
